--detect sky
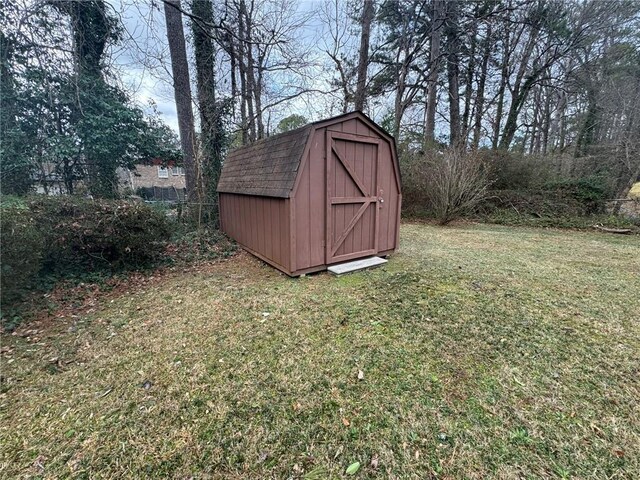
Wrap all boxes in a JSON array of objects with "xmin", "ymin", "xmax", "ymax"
[
  {"xmin": 109, "ymin": 0, "xmax": 340, "ymax": 134},
  {"xmin": 110, "ymin": 1, "xmax": 180, "ymax": 131}
]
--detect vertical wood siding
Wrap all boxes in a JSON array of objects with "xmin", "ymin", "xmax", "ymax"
[
  {"xmin": 376, "ymin": 139, "xmax": 400, "ymax": 252},
  {"xmin": 294, "ymin": 130, "xmax": 326, "ymax": 271},
  {"xmin": 219, "ymin": 193, "xmax": 291, "ymax": 273},
  {"xmin": 330, "ymin": 138, "xmax": 377, "ymax": 259}
]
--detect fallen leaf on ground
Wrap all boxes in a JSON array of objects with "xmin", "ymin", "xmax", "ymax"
[{"xmin": 346, "ymin": 461, "xmax": 360, "ymax": 475}]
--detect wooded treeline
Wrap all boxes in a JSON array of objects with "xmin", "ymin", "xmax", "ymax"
[
  {"xmin": 1, "ymin": 0, "xmax": 639, "ymax": 219},
  {"xmin": 152, "ymin": 0, "xmax": 640, "ymax": 210}
]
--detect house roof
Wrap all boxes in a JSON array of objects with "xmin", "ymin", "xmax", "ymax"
[
  {"xmin": 217, "ymin": 111, "xmax": 395, "ymax": 198},
  {"xmin": 217, "ymin": 124, "xmax": 312, "ymax": 198}
]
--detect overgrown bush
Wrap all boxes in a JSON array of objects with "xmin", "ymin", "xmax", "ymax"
[
  {"xmin": 478, "ymin": 174, "xmax": 612, "ymax": 220},
  {"xmin": 542, "ymin": 175, "xmax": 610, "ymax": 214},
  {"xmin": 400, "ymin": 147, "xmax": 492, "ymax": 222},
  {"xmin": 400, "ymin": 144, "xmax": 628, "ymax": 228},
  {"xmin": 1, "ymin": 196, "xmax": 239, "ymax": 328},
  {"xmin": 487, "ymin": 150, "xmax": 556, "ymax": 190},
  {"xmin": 398, "ymin": 145, "xmax": 430, "ymax": 217},
  {"xmin": 483, "ymin": 209, "xmax": 639, "ymax": 231},
  {"xmin": 1, "ymin": 204, "xmax": 44, "ymax": 306},
  {"xmin": 26, "ymin": 196, "xmax": 171, "ymax": 274},
  {"xmin": 424, "ymin": 149, "xmax": 491, "ymax": 224},
  {"xmin": 479, "ymin": 189, "xmax": 590, "ymax": 218}
]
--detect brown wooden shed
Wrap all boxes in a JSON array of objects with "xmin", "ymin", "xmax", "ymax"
[{"xmin": 217, "ymin": 111, "xmax": 402, "ymax": 276}]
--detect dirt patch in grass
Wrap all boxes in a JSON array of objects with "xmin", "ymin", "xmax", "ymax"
[{"xmin": 1, "ymin": 224, "xmax": 639, "ymax": 478}]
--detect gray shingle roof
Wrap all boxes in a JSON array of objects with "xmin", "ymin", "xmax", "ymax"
[{"xmin": 217, "ymin": 125, "xmax": 312, "ymax": 198}]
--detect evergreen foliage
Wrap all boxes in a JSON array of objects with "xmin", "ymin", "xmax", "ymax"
[{"xmin": 0, "ymin": 1, "xmax": 180, "ymax": 198}]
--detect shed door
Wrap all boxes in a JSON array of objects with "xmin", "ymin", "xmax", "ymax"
[{"xmin": 326, "ymin": 131, "xmax": 381, "ymax": 264}]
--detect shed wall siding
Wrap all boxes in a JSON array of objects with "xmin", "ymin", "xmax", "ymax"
[
  {"xmin": 219, "ymin": 193, "xmax": 291, "ymax": 272},
  {"xmin": 293, "ymin": 130, "xmax": 326, "ymax": 271},
  {"xmin": 377, "ymin": 139, "xmax": 400, "ymax": 252},
  {"xmin": 326, "ymin": 116, "xmax": 376, "ymax": 137}
]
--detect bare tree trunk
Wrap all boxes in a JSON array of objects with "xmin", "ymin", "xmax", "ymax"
[
  {"xmin": 238, "ymin": 0, "xmax": 256, "ymax": 142},
  {"xmin": 492, "ymin": 22, "xmax": 511, "ymax": 149},
  {"xmin": 191, "ymin": 0, "xmax": 223, "ymax": 222},
  {"xmin": 558, "ymin": 99, "xmax": 567, "ymax": 152},
  {"xmin": 238, "ymin": 60, "xmax": 248, "ymax": 144},
  {"xmin": 237, "ymin": 5, "xmax": 250, "ymax": 144},
  {"xmin": 164, "ymin": 0, "xmax": 196, "ymax": 200},
  {"xmin": 425, "ymin": 0, "xmax": 444, "ymax": 145},
  {"xmin": 254, "ymin": 50, "xmax": 265, "ymax": 139},
  {"xmin": 575, "ymin": 89, "xmax": 599, "ymax": 157},
  {"xmin": 393, "ymin": 74, "xmax": 404, "ymax": 139},
  {"xmin": 549, "ymin": 57, "xmax": 572, "ymax": 153},
  {"xmin": 229, "ymin": 39, "xmax": 238, "ymax": 116},
  {"xmin": 354, "ymin": 0, "xmax": 374, "ymax": 112},
  {"xmin": 498, "ymin": 23, "xmax": 540, "ymax": 150},
  {"xmin": 541, "ymin": 84, "xmax": 551, "ymax": 154},
  {"xmin": 461, "ymin": 5, "xmax": 478, "ymax": 143},
  {"xmin": 472, "ymin": 23, "xmax": 491, "ymax": 150},
  {"xmin": 528, "ymin": 87, "xmax": 539, "ymax": 154},
  {"xmin": 392, "ymin": 38, "xmax": 408, "ymax": 139},
  {"xmin": 445, "ymin": 0, "xmax": 461, "ymax": 146}
]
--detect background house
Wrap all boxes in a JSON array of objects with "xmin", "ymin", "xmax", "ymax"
[
  {"xmin": 119, "ymin": 159, "xmax": 186, "ymax": 202},
  {"xmin": 30, "ymin": 159, "xmax": 186, "ymax": 201},
  {"xmin": 32, "ymin": 163, "xmax": 67, "ymax": 195}
]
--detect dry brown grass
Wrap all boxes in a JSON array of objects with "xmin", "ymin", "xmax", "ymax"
[{"xmin": 1, "ymin": 223, "xmax": 639, "ymax": 478}]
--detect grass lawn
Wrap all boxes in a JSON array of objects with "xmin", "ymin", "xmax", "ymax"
[{"xmin": 1, "ymin": 223, "xmax": 639, "ymax": 479}]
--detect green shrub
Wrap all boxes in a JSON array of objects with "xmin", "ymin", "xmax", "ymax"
[
  {"xmin": 485, "ymin": 150, "xmax": 556, "ymax": 190},
  {"xmin": 479, "ymin": 189, "xmax": 589, "ymax": 218},
  {"xmin": 1, "ymin": 204, "xmax": 44, "ymax": 306},
  {"xmin": 543, "ymin": 175, "xmax": 611, "ymax": 214},
  {"xmin": 26, "ymin": 196, "xmax": 171, "ymax": 274}
]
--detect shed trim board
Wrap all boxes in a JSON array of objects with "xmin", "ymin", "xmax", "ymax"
[
  {"xmin": 218, "ymin": 111, "xmax": 401, "ymax": 276},
  {"xmin": 289, "ymin": 197, "xmax": 296, "ymax": 273}
]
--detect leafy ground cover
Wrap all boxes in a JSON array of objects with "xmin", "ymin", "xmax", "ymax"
[{"xmin": 1, "ymin": 223, "xmax": 638, "ymax": 479}]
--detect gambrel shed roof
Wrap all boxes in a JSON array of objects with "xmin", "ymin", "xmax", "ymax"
[
  {"xmin": 217, "ymin": 125, "xmax": 312, "ymax": 198},
  {"xmin": 217, "ymin": 112, "xmax": 400, "ymax": 199}
]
